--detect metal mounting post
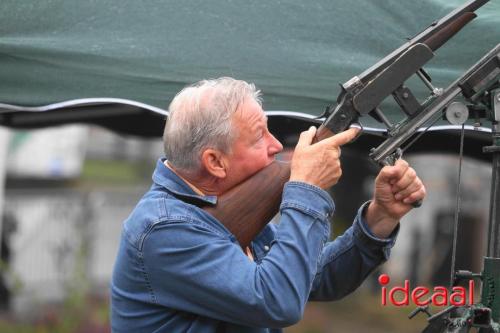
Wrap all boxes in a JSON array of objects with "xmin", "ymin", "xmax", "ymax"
[{"xmin": 484, "ymin": 88, "xmax": 500, "ymax": 259}]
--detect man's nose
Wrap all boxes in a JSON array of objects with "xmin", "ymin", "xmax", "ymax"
[{"xmin": 268, "ymin": 134, "xmax": 283, "ymax": 155}]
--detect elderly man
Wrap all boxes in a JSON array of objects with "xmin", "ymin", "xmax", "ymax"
[{"xmin": 111, "ymin": 77, "xmax": 425, "ymax": 332}]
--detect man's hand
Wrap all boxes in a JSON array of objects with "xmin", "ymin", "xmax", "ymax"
[
  {"xmin": 366, "ymin": 159, "xmax": 426, "ymax": 238},
  {"xmin": 290, "ymin": 126, "xmax": 359, "ymax": 189}
]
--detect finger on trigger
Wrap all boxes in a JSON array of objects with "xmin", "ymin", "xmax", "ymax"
[
  {"xmin": 326, "ymin": 127, "xmax": 360, "ymax": 148},
  {"xmin": 395, "ymin": 159, "xmax": 409, "ymax": 169}
]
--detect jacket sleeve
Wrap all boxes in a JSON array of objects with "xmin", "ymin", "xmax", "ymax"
[
  {"xmin": 142, "ymin": 181, "xmax": 334, "ymax": 328},
  {"xmin": 308, "ymin": 201, "xmax": 399, "ymax": 301}
]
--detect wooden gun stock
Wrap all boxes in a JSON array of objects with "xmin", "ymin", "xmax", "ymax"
[
  {"xmin": 203, "ymin": 161, "xmax": 291, "ymax": 249},
  {"xmin": 203, "ymin": 128, "xmax": 334, "ymax": 249}
]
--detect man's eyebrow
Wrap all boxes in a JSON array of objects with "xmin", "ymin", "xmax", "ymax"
[{"xmin": 251, "ymin": 115, "xmax": 267, "ymax": 131}]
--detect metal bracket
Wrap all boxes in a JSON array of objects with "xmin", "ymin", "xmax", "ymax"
[
  {"xmin": 393, "ymin": 85, "xmax": 422, "ymax": 117},
  {"xmin": 353, "ymin": 43, "xmax": 434, "ymax": 115},
  {"xmin": 494, "ymin": 89, "xmax": 500, "ymax": 122},
  {"xmin": 484, "ymin": 88, "xmax": 500, "ymax": 153},
  {"xmin": 458, "ymin": 50, "xmax": 500, "ymax": 101}
]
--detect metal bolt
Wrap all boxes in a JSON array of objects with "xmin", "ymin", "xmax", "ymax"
[
  {"xmin": 402, "ymin": 92, "xmax": 409, "ymax": 99},
  {"xmin": 433, "ymin": 88, "xmax": 444, "ymax": 96}
]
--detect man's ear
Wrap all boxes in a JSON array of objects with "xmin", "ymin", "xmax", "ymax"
[{"xmin": 201, "ymin": 148, "xmax": 227, "ymax": 179}]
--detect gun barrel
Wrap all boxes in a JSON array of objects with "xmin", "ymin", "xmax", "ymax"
[{"xmin": 422, "ymin": 12, "xmax": 476, "ymax": 51}]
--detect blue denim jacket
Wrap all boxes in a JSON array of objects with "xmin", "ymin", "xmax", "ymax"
[{"xmin": 111, "ymin": 158, "xmax": 398, "ymax": 333}]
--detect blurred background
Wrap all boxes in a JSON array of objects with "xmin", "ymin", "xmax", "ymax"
[{"xmin": 0, "ymin": 125, "xmax": 493, "ymax": 332}]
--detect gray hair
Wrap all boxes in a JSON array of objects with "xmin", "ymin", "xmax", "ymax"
[{"xmin": 163, "ymin": 77, "xmax": 262, "ymax": 172}]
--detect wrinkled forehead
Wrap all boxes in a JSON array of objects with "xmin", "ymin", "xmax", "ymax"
[{"xmin": 232, "ymin": 98, "xmax": 267, "ymax": 129}]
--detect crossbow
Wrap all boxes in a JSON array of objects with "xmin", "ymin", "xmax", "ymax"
[{"xmin": 316, "ymin": 0, "xmax": 500, "ymax": 330}]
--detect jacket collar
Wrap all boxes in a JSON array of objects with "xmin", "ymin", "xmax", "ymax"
[{"xmin": 152, "ymin": 158, "xmax": 217, "ymax": 206}]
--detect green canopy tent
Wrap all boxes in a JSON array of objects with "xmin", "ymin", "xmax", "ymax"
[{"xmin": 0, "ymin": 0, "xmax": 499, "ymax": 159}]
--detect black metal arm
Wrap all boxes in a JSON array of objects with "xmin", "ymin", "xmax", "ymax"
[{"xmin": 318, "ymin": 0, "xmax": 489, "ymax": 139}]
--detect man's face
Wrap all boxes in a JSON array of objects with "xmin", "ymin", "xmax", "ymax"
[{"xmin": 222, "ymin": 97, "xmax": 283, "ymax": 187}]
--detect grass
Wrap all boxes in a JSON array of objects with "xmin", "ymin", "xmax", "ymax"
[{"xmin": 0, "ymin": 295, "xmax": 109, "ymax": 333}]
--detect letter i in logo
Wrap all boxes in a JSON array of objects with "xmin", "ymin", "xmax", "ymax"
[{"xmin": 379, "ymin": 274, "xmax": 390, "ymax": 306}]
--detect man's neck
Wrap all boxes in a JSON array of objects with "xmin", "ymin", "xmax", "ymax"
[
  {"xmin": 164, "ymin": 160, "xmax": 254, "ymax": 260},
  {"xmin": 164, "ymin": 160, "xmax": 218, "ymax": 196}
]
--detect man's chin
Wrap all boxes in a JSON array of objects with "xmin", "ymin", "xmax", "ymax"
[{"xmin": 265, "ymin": 159, "xmax": 276, "ymax": 167}]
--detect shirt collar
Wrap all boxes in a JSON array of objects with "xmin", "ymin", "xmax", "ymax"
[{"xmin": 152, "ymin": 158, "xmax": 218, "ymax": 206}]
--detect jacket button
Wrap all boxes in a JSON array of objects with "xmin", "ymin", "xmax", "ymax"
[{"xmin": 264, "ymin": 245, "xmax": 270, "ymax": 251}]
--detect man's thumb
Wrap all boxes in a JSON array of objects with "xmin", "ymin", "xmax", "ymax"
[{"xmin": 296, "ymin": 126, "xmax": 317, "ymax": 148}]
